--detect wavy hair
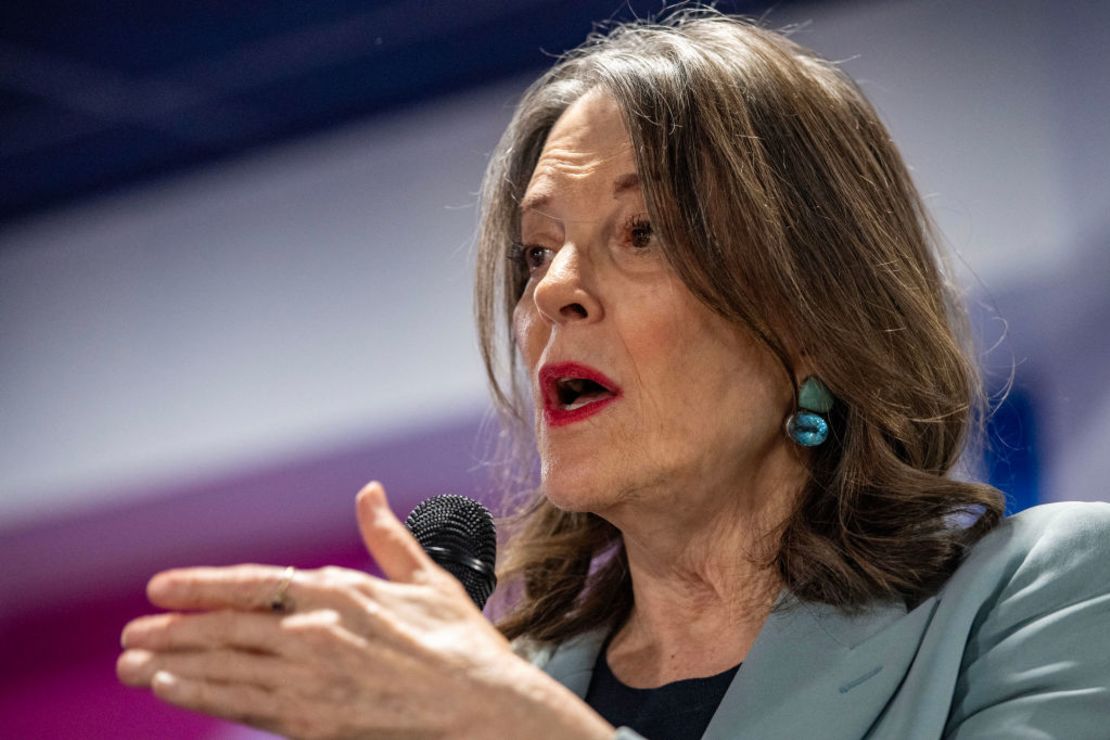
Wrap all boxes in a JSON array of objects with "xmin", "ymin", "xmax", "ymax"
[{"xmin": 474, "ymin": 9, "xmax": 1005, "ymax": 643}]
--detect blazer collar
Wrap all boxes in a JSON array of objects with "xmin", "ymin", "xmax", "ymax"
[
  {"xmin": 542, "ymin": 592, "xmax": 939, "ymax": 740},
  {"xmin": 540, "ymin": 627, "xmax": 609, "ymax": 699}
]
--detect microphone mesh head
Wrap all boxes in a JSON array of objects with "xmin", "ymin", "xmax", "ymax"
[{"xmin": 404, "ymin": 494, "xmax": 497, "ymax": 608}]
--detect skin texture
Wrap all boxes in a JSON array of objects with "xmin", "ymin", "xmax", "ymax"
[
  {"xmin": 514, "ymin": 91, "xmax": 809, "ymax": 687},
  {"xmin": 117, "ymin": 482, "xmax": 615, "ymax": 739}
]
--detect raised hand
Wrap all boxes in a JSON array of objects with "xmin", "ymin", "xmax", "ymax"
[{"xmin": 116, "ymin": 481, "xmax": 612, "ymax": 739}]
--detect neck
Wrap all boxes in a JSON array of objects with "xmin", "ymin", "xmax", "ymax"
[{"xmin": 596, "ymin": 443, "xmax": 804, "ymax": 686}]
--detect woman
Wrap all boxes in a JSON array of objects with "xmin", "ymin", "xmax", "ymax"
[{"xmin": 117, "ymin": 10, "xmax": 1110, "ymax": 739}]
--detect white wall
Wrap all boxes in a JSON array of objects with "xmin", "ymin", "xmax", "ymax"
[
  {"xmin": 0, "ymin": 82, "xmax": 525, "ymax": 525},
  {"xmin": 781, "ymin": 0, "xmax": 1100, "ymax": 281},
  {"xmin": 2, "ymin": 0, "xmax": 1108, "ymax": 526}
]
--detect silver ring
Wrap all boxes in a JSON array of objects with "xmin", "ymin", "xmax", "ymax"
[{"xmin": 269, "ymin": 565, "xmax": 296, "ymax": 613}]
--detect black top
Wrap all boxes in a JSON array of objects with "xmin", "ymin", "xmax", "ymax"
[{"xmin": 584, "ymin": 630, "xmax": 741, "ymax": 740}]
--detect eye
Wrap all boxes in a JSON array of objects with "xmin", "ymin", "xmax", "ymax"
[
  {"xmin": 623, "ymin": 215, "xmax": 655, "ymax": 250},
  {"xmin": 508, "ymin": 241, "xmax": 553, "ymax": 276}
]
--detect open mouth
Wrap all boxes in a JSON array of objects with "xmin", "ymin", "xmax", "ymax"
[
  {"xmin": 539, "ymin": 362, "xmax": 621, "ymax": 425},
  {"xmin": 554, "ymin": 377, "xmax": 614, "ymax": 410}
]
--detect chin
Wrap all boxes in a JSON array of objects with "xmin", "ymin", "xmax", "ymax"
[
  {"xmin": 539, "ymin": 458, "xmax": 652, "ymax": 519},
  {"xmin": 539, "ymin": 464, "xmax": 615, "ymax": 513},
  {"xmin": 540, "ymin": 481, "xmax": 597, "ymax": 513}
]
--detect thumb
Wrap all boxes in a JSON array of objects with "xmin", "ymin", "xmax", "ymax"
[{"xmin": 355, "ymin": 481, "xmax": 433, "ymax": 584}]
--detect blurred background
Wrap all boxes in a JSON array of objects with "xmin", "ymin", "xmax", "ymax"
[{"xmin": 1, "ymin": 0, "xmax": 1107, "ymax": 736}]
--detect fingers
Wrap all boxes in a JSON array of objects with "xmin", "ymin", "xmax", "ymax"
[
  {"xmin": 148, "ymin": 564, "xmax": 282, "ymax": 611},
  {"xmin": 122, "ymin": 604, "xmax": 380, "ymax": 655},
  {"xmin": 356, "ymin": 480, "xmax": 436, "ymax": 584},
  {"xmin": 148, "ymin": 671, "xmax": 285, "ymax": 733},
  {"xmin": 122, "ymin": 610, "xmax": 289, "ymax": 654},
  {"xmin": 118, "ymin": 615, "xmax": 384, "ymax": 738},
  {"xmin": 117, "ymin": 646, "xmax": 300, "ymax": 690},
  {"xmin": 147, "ymin": 563, "xmax": 379, "ymax": 617}
]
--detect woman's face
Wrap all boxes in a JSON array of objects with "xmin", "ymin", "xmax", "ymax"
[{"xmin": 513, "ymin": 91, "xmax": 796, "ymax": 518}]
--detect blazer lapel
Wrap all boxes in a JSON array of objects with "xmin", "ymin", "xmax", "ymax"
[
  {"xmin": 703, "ymin": 594, "xmax": 939, "ymax": 740},
  {"xmin": 536, "ymin": 593, "xmax": 938, "ymax": 740},
  {"xmin": 539, "ymin": 626, "xmax": 609, "ymax": 699}
]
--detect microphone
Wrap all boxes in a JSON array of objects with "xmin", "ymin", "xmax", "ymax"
[{"xmin": 404, "ymin": 494, "xmax": 497, "ymax": 609}]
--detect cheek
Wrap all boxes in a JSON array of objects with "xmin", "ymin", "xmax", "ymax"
[
  {"xmin": 707, "ymin": 338, "xmax": 792, "ymax": 439},
  {"xmin": 642, "ymin": 306, "xmax": 787, "ymax": 436},
  {"xmin": 512, "ymin": 303, "xmax": 542, "ymax": 364}
]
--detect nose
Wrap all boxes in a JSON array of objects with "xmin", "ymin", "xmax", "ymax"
[{"xmin": 531, "ymin": 243, "xmax": 603, "ymax": 325}]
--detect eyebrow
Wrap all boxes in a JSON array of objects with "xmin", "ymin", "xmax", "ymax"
[{"xmin": 519, "ymin": 172, "xmax": 641, "ymax": 215}]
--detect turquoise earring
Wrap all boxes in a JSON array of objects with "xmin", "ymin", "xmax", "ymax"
[{"xmin": 786, "ymin": 376, "xmax": 834, "ymax": 447}]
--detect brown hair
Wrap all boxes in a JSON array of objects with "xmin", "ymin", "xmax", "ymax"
[{"xmin": 474, "ymin": 9, "xmax": 1005, "ymax": 644}]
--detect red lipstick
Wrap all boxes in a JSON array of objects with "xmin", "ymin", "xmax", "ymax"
[{"xmin": 539, "ymin": 361, "xmax": 622, "ymax": 427}]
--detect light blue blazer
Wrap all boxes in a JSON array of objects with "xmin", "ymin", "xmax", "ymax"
[{"xmin": 519, "ymin": 502, "xmax": 1110, "ymax": 739}]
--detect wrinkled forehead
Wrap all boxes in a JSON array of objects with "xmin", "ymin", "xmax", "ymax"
[
  {"xmin": 541, "ymin": 90, "xmax": 631, "ymax": 157},
  {"xmin": 522, "ymin": 91, "xmax": 639, "ymax": 215}
]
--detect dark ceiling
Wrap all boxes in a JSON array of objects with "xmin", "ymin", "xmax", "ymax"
[{"xmin": 0, "ymin": 0, "xmax": 816, "ymax": 228}]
